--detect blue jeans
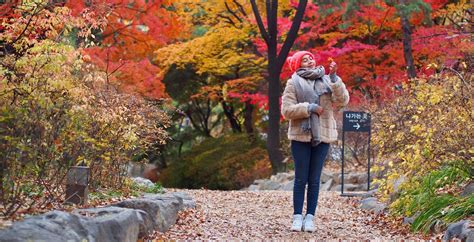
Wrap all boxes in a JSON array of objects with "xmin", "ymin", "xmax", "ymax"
[{"xmin": 292, "ymin": 140, "xmax": 330, "ymax": 215}]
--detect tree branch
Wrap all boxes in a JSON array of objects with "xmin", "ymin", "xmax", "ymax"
[
  {"xmin": 232, "ymin": 0, "xmax": 248, "ymax": 17},
  {"xmin": 250, "ymin": 0, "xmax": 269, "ymax": 44},
  {"xmin": 267, "ymin": 0, "xmax": 278, "ymax": 42},
  {"xmin": 277, "ymin": 0, "xmax": 308, "ymax": 69},
  {"xmin": 224, "ymin": 1, "xmax": 243, "ymax": 23}
]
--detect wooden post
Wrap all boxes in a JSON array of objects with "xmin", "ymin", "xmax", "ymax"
[{"xmin": 65, "ymin": 166, "xmax": 89, "ymax": 205}]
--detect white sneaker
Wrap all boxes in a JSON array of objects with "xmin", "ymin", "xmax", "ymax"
[
  {"xmin": 303, "ymin": 214, "xmax": 315, "ymax": 232},
  {"xmin": 291, "ymin": 214, "xmax": 303, "ymax": 231}
]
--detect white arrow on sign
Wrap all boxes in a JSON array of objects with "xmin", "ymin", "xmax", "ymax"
[{"xmin": 353, "ymin": 123, "xmax": 360, "ymax": 130}]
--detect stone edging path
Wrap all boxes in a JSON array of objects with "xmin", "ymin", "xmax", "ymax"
[{"xmin": 0, "ymin": 192, "xmax": 195, "ymax": 242}]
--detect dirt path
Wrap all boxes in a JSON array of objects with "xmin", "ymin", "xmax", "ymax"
[{"xmin": 148, "ymin": 189, "xmax": 439, "ymax": 240}]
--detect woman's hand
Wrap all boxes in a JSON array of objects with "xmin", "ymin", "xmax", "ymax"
[
  {"xmin": 314, "ymin": 106, "xmax": 324, "ymax": 115},
  {"xmin": 329, "ymin": 61, "xmax": 337, "ymax": 74},
  {"xmin": 308, "ymin": 104, "xmax": 324, "ymax": 116}
]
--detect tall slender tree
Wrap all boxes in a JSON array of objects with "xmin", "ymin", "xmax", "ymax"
[{"xmin": 250, "ymin": 0, "xmax": 308, "ymax": 173}]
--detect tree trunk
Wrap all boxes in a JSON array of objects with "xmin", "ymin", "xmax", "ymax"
[
  {"xmin": 221, "ymin": 101, "xmax": 242, "ymax": 133},
  {"xmin": 243, "ymin": 101, "xmax": 255, "ymax": 134},
  {"xmin": 266, "ymin": 63, "xmax": 286, "ymax": 173},
  {"xmin": 250, "ymin": 0, "xmax": 308, "ymax": 174},
  {"xmin": 399, "ymin": 0, "xmax": 417, "ymax": 79}
]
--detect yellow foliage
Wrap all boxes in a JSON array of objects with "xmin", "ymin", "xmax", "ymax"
[{"xmin": 372, "ymin": 73, "xmax": 473, "ymax": 201}]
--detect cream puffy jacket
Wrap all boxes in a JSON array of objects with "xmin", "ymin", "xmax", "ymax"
[{"xmin": 281, "ymin": 75, "xmax": 349, "ymax": 143}]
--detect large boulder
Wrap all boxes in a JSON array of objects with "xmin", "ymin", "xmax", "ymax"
[
  {"xmin": 75, "ymin": 207, "xmax": 145, "ymax": 242},
  {"xmin": 0, "ymin": 208, "xmax": 145, "ymax": 242},
  {"xmin": 0, "ymin": 211, "xmax": 89, "ymax": 242},
  {"xmin": 139, "ymin": 193, "xmax": 184, "ymax": 232},
  {"xmin": 171, "ymin": 192, "xmax": 196, "ymax": 209}
]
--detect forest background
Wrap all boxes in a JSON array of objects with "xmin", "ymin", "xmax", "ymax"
[{"xmin": 0, "ymin": 0, "xmax": 472, "ymax": 234}]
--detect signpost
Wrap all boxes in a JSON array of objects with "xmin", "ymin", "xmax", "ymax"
[{"xmin": 341, "ymin": 111, "xmax": 371, "ymax": 196}]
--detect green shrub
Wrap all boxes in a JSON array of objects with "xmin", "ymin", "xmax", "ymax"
[
  {"xmin": 159, "ymin": 134, "xmax": 272, "ymax": 190},
  {"xmin": 390, "ymin": 165, "xmax": 473, "ymax": 234},
  {"xmin": 145, "ymin": 183, "xmax": 165, "ymax": 194}
]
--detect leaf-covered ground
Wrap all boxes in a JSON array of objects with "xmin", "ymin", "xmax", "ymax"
[{"xmin": 146, "ymin": 189, "xmax": 444, "ymax": 240}]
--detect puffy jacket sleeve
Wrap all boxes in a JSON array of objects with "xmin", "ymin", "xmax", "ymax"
[
  {"xmin": 281, "ymin": 79, "xmax": 311, "ymax": 120},
  {"xmin": 327, "ymin": 75, "xmax": 350, "ymax": 110}
]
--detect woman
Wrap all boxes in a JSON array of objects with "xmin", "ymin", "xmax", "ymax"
[{"xmin": 281, "ymin": 51, "xmax": 349, "ymax": 232}]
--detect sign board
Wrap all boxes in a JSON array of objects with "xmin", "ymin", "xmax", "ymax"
[
  {"xmin": 343, "ymin": 111, "xmax": 371, "ymax": 132},
  {"xmin": 340, "ymin": 111, "xmax": 371, "ymax": 197}
]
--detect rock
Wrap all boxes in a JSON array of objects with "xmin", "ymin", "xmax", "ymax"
[
  {"xmin": 357, "ymin": 183, "xmax": 369, "ymax": 191},
  {"xmin": 330, "ymin": 184, "xmax": 340, "ymax": 192},
  {"xmin": 461, "ymin": 182, "xmax": 474, "ymax": 197},
  {"xmin": 131, "ymin": 177, "xmax": 155, "ymax": 189},
  {"xmin": 330, "ymin": 184, "xmax": 360, "ymax": 192},
  {"xmin": 111, "ymin": 199, "xmax": 164, "ymax": 237},
  {"xmin": 118, "ymin": 194, "xmax": 184, "ymax": 232},
  {"xmin": 355, "ymin": 173, "xmax": 369, "ymax": 184},
  {"xmin": 0, "ymin": 208, "xmax": 147, "ymax": 242},
  {"xmin": 403, "ymin": 216, "xmax": 416, "ymax": 225},
  {"xmin": 286, "ymin": 172, "xmax": 295, "ymax": 181},
  {"xmin": 0, "ymin": 211, "xmax": 89, "ymax": 242},
  {"xmin": 260, "ymin": 180, "xmax": 281, "ymax": 190},
  {"xmin": 0, "ymin": 192, "xmax": 194, "ymax": 242},
  {"xmin": 443, "ymin": 220, "xmax": 473, "ymax": 241},
  {"xmin": 320, "ymin": 171, "xmax": 332, "ymax": 183},
  {"xmin": 361, "ymin": 189, "xmax": 378, "ymax": 198},
  {"xmin": 253, "ymin": 179, "xmax": 266, "ymax": 185},
  {"xmin": 359, "ymin": 197, "xmax": 386, "ymax": 214},
  {"xmin": 273, "ymin": 172, "xmax": 289, "ymax": 183},
  {"xmin": 320, "ymin": 179, "xmax": 333, "ymax": 191},
  {"xmin": 172, "ymin": 192, "xmax": 196, "ymax": 209},
  {"xmin": 344, "ymin": 172, "xmax": 368, "ymax": 184},
  {"xmin": 75, "ymin": 207, "xmax": 144, "ymax": 242},
  {"xmin": 248, "ymin": 184, "xmax": 259, "ymax": 191},
  {"xmin": 280, "ymin": 180, "xmax": 294, "ymax": 191},
  {"xmin": 332, "ymin": 173, "xmax": 343, "ymax": 184}
]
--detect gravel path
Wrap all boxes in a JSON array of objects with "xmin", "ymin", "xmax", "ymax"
[{"xmin": 148, "ymin": 189, "xmax": 437, "ymax": 240}]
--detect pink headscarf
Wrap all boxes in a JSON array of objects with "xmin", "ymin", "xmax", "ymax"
[{"xmin": 286, "ymin": 51, "xmax": 315, "ymax": 72}]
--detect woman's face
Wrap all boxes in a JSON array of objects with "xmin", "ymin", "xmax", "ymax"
[{"xmin": 300, "ymin": 54, "xmax": 315, "ymax": 69}]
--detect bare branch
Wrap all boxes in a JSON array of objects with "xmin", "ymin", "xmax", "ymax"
[
  {"xmin": 232, "ymin": 0, "xmax": 248, "ymax": 16},
  {"xmin": 224, "ymin": 1, "xmax": 243, "ymax": 23}
]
